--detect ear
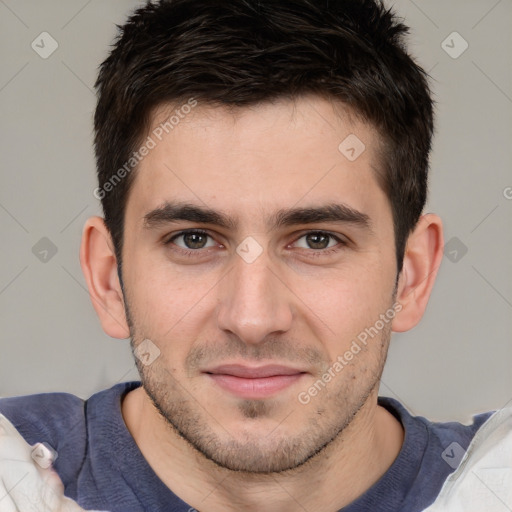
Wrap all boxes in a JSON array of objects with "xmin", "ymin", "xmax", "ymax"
[
  {"xmin": 392, "ymin": 213, "xmax": 444, "ymax": 332},
  {"xmin": 79, "ymin": 216, "xmax": 130, "ymax": 339}
]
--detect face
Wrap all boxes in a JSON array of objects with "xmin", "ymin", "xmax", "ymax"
[{"xmin": 120, "ymin": 95, "xmax": 398, "ymax": 473}]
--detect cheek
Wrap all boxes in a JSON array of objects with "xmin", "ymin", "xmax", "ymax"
[
  {"xmin": 292, "ymin": 265, "xmax": 394, "ymax": 351},
  {"xmin": 125, "ymin": 254, "xmax": 220, "ymax": 339}
]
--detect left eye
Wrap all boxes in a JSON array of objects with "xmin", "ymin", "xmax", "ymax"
[
  {"xmin": 293, "ymin": 232, "xmax": 341, "ymax": 250},
  {"xmin": 169, "ymin": 231, "xmax": 216, "ymax": 250}
]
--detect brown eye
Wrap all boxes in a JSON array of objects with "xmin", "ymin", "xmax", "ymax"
[
  {"xmin": 305, "ymin": 232, "xmax": 331, "ymax": 249},
  {"xmin": 293, "ymin": 231, "xmax": 341, "ymax": 250},
  {"xmin": 182, "ymin": 232, "xmax": 208, "ymax": 249},
  {"xmin": 168, "ymin": 230, "xmax": 216, "ymax": 250}
]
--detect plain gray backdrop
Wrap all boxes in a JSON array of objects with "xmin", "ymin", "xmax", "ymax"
[{"xmin": 0, "ymin": 0, "xmax": 511, "ymax": 422}]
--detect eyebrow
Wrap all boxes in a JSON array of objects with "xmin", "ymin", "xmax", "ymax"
[{"xmin": 143, "ymin": 201, "xmax": 372, "ymax": 232}]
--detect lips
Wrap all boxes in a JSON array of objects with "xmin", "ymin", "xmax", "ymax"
[
  {"xmin": 204, "ymin": 364, "xmax": 307, "ymax": 399},
  {"xmin": 206, "ymin": 364, "xmax": 305, "ymax": 378}
]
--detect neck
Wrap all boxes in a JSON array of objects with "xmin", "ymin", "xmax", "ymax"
[{"xmin": 122, "ymin": 385, "xmax": 404, "ymax": 512}]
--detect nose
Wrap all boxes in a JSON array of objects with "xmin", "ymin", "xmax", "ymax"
[{"xmin": 216, "ymin": 248, "xmax": 293, "ymax": 345}]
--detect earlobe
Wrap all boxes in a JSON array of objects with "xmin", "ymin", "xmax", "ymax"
[
  {"xmin": 392, "ymin": 214, "xmax": 444, "ymax": 333},
  {"xmin": 79, "ymin": 216, "xmax": 130, "ymax": 339}
]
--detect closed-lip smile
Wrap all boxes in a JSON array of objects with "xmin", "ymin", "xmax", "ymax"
[{"xmin": 203, "ymin": 363, "xmax": 308, "ymax": 399}]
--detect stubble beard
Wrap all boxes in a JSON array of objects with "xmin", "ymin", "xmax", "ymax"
[{"xmin": 129, "ymin": 327, "xmax": 391, "ymax": 475}]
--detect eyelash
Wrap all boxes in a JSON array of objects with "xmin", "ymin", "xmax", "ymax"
[{"xmin": 164, "ymin": 229, "xmax": 347, "ymax": 258}]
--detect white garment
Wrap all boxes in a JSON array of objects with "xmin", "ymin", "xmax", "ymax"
[
  {"xmin": 0, "ymin": 413, "xmax": 106, "ymax": 512},
  {"xmin": 423, "ymin": 406, "xmax": 512, "ymax": 512}
]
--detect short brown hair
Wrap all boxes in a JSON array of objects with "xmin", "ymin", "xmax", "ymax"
[{"xmin": 94, "ymin": 0, "xmax": 434, "ymax": 272}]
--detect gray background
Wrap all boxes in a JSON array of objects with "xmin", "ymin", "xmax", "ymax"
[{"xmin": 0, "ymin": 0, "xmax": 510, "ymax": 422}]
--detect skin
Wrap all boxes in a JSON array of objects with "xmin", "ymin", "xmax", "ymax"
[{"xmin": 81, "ymin": 95, "xmax": 444, "ymax": 512}]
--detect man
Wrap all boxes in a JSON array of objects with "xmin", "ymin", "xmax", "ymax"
[{"xmin": 0, "ymin": 0, "xmax": 508, "ymax": 511}]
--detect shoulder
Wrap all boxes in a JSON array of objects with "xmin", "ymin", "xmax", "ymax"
[
  {"xmin": 379, "ymin": 396, "xmax": 493, "ymax": 451},
  {"xmin": 0, "ymin": 391, "xmax": 86, "ymax": 447},
  {"xmin": 423, "ymin": 406, "xmax": 512, "ymax": 511},
  {"xmin": 0, "ymin": 390, "xmax": 87, "ymax": 492},
  {"xmin": 0, "ymin": 382, "xmax": 141, "ymax": 498},
  {"xmin": 378, "ymin": 396, "xmax": 498, "ymax": 510},
  {"xmin": 424, "ymin": 408, "xmax": 494, "ymax": 456}
]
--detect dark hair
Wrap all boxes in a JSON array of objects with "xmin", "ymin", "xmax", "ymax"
[{"xmin": 94, "ymin": 0, "xmax": 434, "ymax": 272}]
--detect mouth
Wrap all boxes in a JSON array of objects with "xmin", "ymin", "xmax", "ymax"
[{"xmin": 203, "ymin": 364, "xmax": 308, "ymax": 399}]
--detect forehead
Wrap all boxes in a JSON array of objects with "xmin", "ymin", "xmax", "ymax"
[{"xmin": 126, "ymin": 95, "xmax": 389, "ymax": 228}]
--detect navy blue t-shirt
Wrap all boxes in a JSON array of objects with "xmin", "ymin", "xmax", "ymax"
[{"xmin": 0, "ymin": 381, "xmax": 492, "ymax": 511}]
